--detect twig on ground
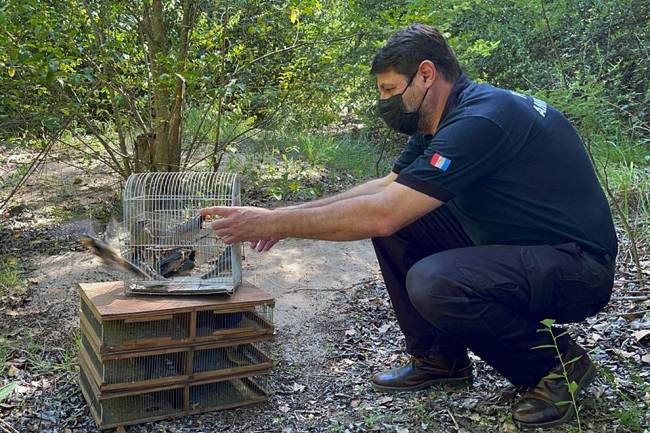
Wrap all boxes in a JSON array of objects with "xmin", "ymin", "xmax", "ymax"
[
  {"xmin": 0, "ymin": 418, "xmax": 19, "ymax": 433},
  {"xmin": 447, "ymin": 409, "xmax": 460, "ymax": 432},
  {"xmin": 288, "ymin": 287, "xmax": 349, "ymax": 293},
  {"xmin": 611, "ymin": 296, "xmax": 650, "ymax": 301}
]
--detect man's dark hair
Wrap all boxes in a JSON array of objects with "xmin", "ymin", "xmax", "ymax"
[{"xmin": 371, "ymin": 23, "xmax": 461, "ymax": 82}]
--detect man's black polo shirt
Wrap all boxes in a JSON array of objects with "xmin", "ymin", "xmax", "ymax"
[{"xmin": 393, "ymin": 74, "xmax": 617, "ymax": 258}]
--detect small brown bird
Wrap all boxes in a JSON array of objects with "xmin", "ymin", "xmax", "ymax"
[
  {"xmin": 157, "ymin": 249, "xmax": 196, "ymax": 278},
  {"xmin": 80, "ymin": 234, "xmax": 153, "ymax": 278}
]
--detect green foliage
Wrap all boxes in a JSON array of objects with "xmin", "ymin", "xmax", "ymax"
[
  {"xmin": 226, "ymin": 130, "xmax": 390, "ymax": 202},
  {"xmin": 534, "ymin": 319, "xmax": 583, "ymax": 432},
  {"xmin": 0, "ymin": 382, "xmax": 17, "ymax": 402},
  {"xmin": 0, "ymin": 0, "xmax": 647, "ymax": 228}
]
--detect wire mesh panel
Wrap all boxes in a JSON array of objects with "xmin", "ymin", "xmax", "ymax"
[
  {"xmin": 122, "ymin": 172, "xmax": 242, "ymax": 295},
  {"xmin": 195, "ymin": 304, "xmax": 274, "ymax": 341},
  {"xmin": 189, "ymin": 375, "xmax": 270, "ymax": 413},
  {"xmin": 192, "ymin": 341, "xmax": 273, "ymax": 380},
  {"xmin": 79, "ymin": 366, "xmax": 102, "ymax": 423},
  {"xmin": 101, "ymin": 313, "xmax": 191, "ymax": 352},
  {"xmin": 81, "ymin": 333, "xmax": 189, "ymax": 392}
]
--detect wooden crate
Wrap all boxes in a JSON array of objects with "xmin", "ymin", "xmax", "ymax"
[
  {"xmin": 79, "ymin": 281, "xmax": 274, "ymax": 354},
  {"xmin": 80, "ymin": 358, "xmax": 270, "ymax": 430},
  {"xmin": 78, "ymin": 281, "xmax": 275, "ymax": 430},
  {"xmin": 80, "ymin": 332, "xmax": 273, "ymax": 392}
]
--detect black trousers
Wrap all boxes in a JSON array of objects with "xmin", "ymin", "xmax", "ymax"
[{"xmin": 372, "ymin": 205, "xmax": 614, "ymax": 387}]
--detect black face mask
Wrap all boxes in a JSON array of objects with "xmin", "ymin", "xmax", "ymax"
[{"xmin": 377, "ymin": 72, "xmax": 429, "ymax": 136}]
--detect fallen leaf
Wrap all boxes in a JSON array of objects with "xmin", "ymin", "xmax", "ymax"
[
  {"xmin": 501, "ymin": 420, "xmax": 518, "ymax": 433},
  {"xmin": 633, "ymin": 330, "xmax": 650, "ymax": 344},
  {"xmin": 378, "ymin": 323, "xmax": 391, "ymax": 334},
  {"xmin": 279, "ymin": 404, "xmax": 290, "ymax": 413},
  {"xmin": 376, "ymin": 396, "xmax": 393, "ymax": 405},
  {"xmin": 590, "ymin": 332, "xmax": 602, "ymax": 342},
  {"xmin": 612, "ymin": 349, "xmax": 637, "ymax": 359},
  {"xmin": 642, "ymin": 354, "xmax": 650, "ymax": 364},
  {"xmin": 350, "ymin": 399, "xmax": 360, "ymax": 408}
]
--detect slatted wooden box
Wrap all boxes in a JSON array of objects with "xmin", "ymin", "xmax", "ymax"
[
  {"xmin": 78, "ymin": 281, "xmax": 275, "ymax": 429},
  {"xmin": 79, "ymin": 359, "xmax": 270, "ymax": 430},
  {"xmin": 80, "ymin": 333, "xmax": 273, "ymax": 392},
  {"xmin": 79, "ymin": 282, "xmax": 274, "ymax": 354}
]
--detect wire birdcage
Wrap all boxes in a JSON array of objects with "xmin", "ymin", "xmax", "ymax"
[{"xmin": 122, "ymin": 172, "xmax": 242, "ymax": 295}]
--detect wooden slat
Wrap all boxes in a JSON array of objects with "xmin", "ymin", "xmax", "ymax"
[
  {"xmin": 80, "ymin": 314, "xmax": 103, "ymax": 355},
  {"xmin": 79, "ymin": 347, "xmax": 103, "ymax": 394},
  {"xmin": 98, "ymin": 397, "xmax": 267, "ymax": 431},
  {"xmin": 190, "ymin": 361, "xmax": 273, "ymax": 382},
  {"xmin": 124, "ymin": 315, "xmax": 174, "ymax": 324},
  {"xmin": 122, "ymin": 336, "xmax": 174, "ymax": 348},
  {"xmin": 78, "ymin": 281, "xmax": 274, "ymax": 320},
  {"xmin": 98, "ymin": 335, "xmax": 273, "ymax": 360},
  {"xmin": 101, "ymin": 373, "xmax": 190, "ymax": 393}
]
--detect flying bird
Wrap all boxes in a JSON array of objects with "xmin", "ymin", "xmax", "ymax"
[{"xmin": 80, "ymin": 234, "xmax": 155, "ymax": 278}]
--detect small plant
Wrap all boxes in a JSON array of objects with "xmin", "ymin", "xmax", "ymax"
[{"xmin": 532, "ymin": 319, "xmax": 583, "ymax": 432}]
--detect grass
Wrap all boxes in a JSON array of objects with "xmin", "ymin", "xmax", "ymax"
[
  {"xmin": 0, "ymin": 257, "xmax": 27, "ymax": 300},
  {"xmin": 599, "ymin": 364, "xmax": 648, "ymax": 432},
  {"xmin": 3, "ymin": 328, "xmax": 79, "ymax": 380},
  {"xmin": 251, "ymin": 130, "xmax": 392, "ymax": 179}
]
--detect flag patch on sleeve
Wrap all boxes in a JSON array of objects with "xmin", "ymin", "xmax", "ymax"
[{"xmin": 430, "ymin": 153, "xmax": 451, "ymax": 171}]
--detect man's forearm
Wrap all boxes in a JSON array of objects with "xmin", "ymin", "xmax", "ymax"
[
  {"xmin": 270, "ymin": 194, "xmax": 389, "ymax": 240},
  {"xmin": 283, "ymin": 172, "xmax": 396, "ymax": 210}
]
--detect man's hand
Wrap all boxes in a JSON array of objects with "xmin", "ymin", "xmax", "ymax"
[{"xmin": 200, "ymin": 206, "xmax": 278, "ymax": 245}]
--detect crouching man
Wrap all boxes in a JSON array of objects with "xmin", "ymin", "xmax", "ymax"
[{"xmin": 202, "ymin": 24, "xmax": 617, "ymax": 429}]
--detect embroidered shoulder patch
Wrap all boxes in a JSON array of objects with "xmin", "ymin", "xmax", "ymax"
[{"xmin": 430, "ymin": 153, "xmax": 451, "ymax": 171}]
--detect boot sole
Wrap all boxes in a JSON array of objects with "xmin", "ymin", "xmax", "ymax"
[
  {"xmin": 371, "ymin": 376, "xmax": 473, "ymax": 393},
  {"xmin": 515, "ymin": 361, "xmax": 597, "ymax": 429}
]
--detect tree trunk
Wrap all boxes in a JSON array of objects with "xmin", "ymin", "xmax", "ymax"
[
  {"xmin": 142, "ymin": 0, "xmax": 194, "ymax": 172},
  {"xmin": 167, "ymin": 0, "xmax": 193, "ymax": 171},
  {"xmin": 134, "ymin": 132, "xmax": 155, "ymax": 173}
]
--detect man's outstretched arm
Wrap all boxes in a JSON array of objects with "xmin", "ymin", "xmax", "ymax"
[
  {"xmin": 246, "ymin": 171, "xmax": 397, "ymax": 251},
  {"xmin": 201, "ymin": 181, "xmax": 442, "ymax": 243}
]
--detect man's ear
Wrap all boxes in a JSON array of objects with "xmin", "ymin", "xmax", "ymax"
[{"xmin": 418, "ymin": 60, "xmax": 437, "ymax": 86}]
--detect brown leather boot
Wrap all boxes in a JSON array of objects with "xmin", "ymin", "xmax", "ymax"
[
  {"xmin": 371, "ymin": 352, "xmax": 473, "ymax": 392},
  {"xmin": 513, "ymin": 340, "xmax": 596, "ymax": 428}
]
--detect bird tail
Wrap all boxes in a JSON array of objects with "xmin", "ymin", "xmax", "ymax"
[{"xmin": 80, "ymin": 234, "xmax": 153, "ymax": 279}]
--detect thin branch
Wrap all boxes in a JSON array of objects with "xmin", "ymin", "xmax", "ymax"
[{"xmin": 0, "ymin": 118, "xmax": 72, "ymax": 212}]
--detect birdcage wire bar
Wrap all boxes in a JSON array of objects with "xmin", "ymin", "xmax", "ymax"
[{"xmin": 122, "ymin": 172, "xmax": 242, "ymax": 295}]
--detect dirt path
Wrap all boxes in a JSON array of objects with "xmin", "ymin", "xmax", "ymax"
[{"xmin": 244, "ymin": 238, "xmax": 379, "ymax": 363}]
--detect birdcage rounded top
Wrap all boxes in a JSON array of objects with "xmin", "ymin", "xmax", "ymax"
[{"xmin": 124, "ymin": 171, "xmax": 239, "ymax": 201}]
